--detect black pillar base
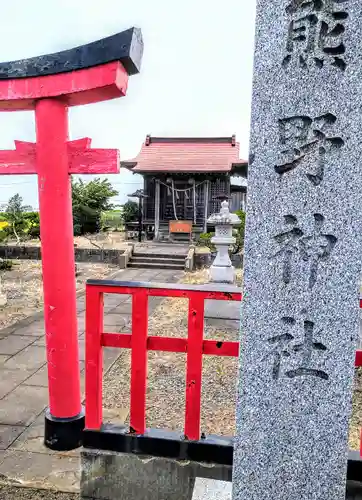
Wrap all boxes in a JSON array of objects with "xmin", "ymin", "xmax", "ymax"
[{"xmin": 44, "ymin": 407, "xmax": 85, "ymax": 451}]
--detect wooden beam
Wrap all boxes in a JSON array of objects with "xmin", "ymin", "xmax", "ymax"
[
  {"xmin": 0, "ymin": 62, "xmax": 128, "ymax": 111},
  {"xmin": 203, "ymin": 180, "xmax": 210, "ymax": 233},
  {"xmin": 3, "ymin": 139, "xmax": 119, "ymax": 175},
  {"xmin": 154, "ymin": 179, "xmax": 160, "ymax": 240}
]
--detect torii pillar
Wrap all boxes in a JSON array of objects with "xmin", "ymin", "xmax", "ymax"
[{"xmin": 0, "ymin": 28, "xmax": 143, "ymax": 450}]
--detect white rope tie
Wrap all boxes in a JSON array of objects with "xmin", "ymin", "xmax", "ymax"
[
  {"xmin": 171, "ymin": 179, "xmax": 178, "ymax": 220},
  {"xmin": 162, "ymin": 179, "xmax": 207, "ymax": 224}
]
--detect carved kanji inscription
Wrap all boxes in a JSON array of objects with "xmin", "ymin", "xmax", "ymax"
[
  {"xmin": 266, "ymin": 315, "xmax": 328, "ymax": 380},
  {"xmin": 283, "ymin": 0, "xmax": 349, "ymax": 71},
  {"xmin": 273, "ymin": 213, "xmax": 337, "ymax": 288},
  {"xmin": 275, "ymin": 113, "xmax": 344, "ymax": 185}
]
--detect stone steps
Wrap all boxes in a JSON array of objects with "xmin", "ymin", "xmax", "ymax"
[
  {"xmin": 131, "ymin": 256, "xmax": 185, "ymax": 265},
  {"xmin": 132, "ymin": 252, "xmax": 186, "ymax": 260},
  {"xmin": 128, "ymin": 262, "xmax": 185, "ymax": 270},
  {"xmin": 128, "ymin": 252, "xmax": 186, "ymax": 270}
]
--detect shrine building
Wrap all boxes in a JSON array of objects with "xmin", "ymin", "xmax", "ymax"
[{"xmin": 122, "ymin": 135, "xmax": 248, "ymax": 240}]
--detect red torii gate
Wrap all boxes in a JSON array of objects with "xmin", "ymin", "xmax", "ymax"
[{"xmin": 0, "ymin": 28, "xmax": 143, "ymax": 450}]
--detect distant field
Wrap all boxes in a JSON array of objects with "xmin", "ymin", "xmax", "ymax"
[{"xmin": 101, "ymin": 210, "xmax": 124, "ymax": 230}]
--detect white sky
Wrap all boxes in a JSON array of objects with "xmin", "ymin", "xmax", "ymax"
[{"xmin": 0, "ymin": 0, "xmax": 256, "ymax": 208}]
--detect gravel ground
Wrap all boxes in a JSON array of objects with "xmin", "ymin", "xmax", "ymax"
[
  {"xmin": 103, "ymin": 293, "xmax": 239, "ymax": 435},
  {"xmin": 103, "ymin": 269, "xmax": 240, "ymax": 436},
  {"xmin": 0, "ymin": 260, "xmax": 118, "ymax": 329},
  {"xmin": 0, "ymin": 486, "xmax": 78, "ymax": 499},
  {"xmin": 350, "ymin": 368, "xmax": 362, "ymax": 449}
]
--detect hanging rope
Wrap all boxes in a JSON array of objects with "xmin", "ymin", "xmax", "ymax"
[
  {"xmin": 159, "ymin": 179, "xmax": 206, "ymax": 192},
  {"xmin": 171, "ymin": 179, "xmax": 178, "ymax": 220},
  {"xmin": 161, "ymin": 179, "xmax": 207, "ymax": 223}
]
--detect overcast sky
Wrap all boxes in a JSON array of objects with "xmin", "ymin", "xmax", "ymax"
[{"xmin": 0, "ymin": 0, "xmax": 256, "ymax": 208}]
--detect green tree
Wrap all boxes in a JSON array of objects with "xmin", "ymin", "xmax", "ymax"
[
  {"xmin": 234, "ymin": 209, "xmax": 246, "ymax": 250},
  {"xmin": 71, "ymin": 178, "xmax": 118, "ymax": 235},
  {"xmin": 23, "ymin": 212, "xmax": 40, "ymax": 238},
  {"xmin": 3, "ymin": 194, "xmax": 32, "ymax": 244},
  {"xmin": 123, "ymin": 200, "xmax": 138, "ymax": 223}
]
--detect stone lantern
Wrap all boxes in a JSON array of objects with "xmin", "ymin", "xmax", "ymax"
[{"xmin": 207, "ymin": 200, "xmax": 240, "ymax": 283}]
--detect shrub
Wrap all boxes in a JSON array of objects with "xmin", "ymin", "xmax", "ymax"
[
  {"xmin": 72, "ymin": 178, "xmax": 118, "ymax": 235},
  {"xmin": 234, "ymin": 210, "xmax": 246, "ymax": 249},
  {"xmin": 123, "ymin": 201, "xmax": 138, "ymax": 223},
  {"xmin": 23, "ymin": 212, "xmax": 40, "ymax": 239},
  {"xmin": 0, "ymin": 259, "xmax": 13, "ymax": 270},
  {"xmin": 197, "ymin": 232, "xmax": 215, "ymax": 252}
]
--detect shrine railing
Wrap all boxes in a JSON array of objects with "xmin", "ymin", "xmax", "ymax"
[
  {"xmin": 85, "ymin": 280, "xmax": 241, "ymax": 440},
  {"xmin": 84, "ymin": 280, "xmax": 362, "ymax": 454}
]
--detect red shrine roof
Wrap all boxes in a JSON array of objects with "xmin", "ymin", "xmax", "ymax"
[{"xmin": 122, "ymin": 135, "xmax": 247, "ymax": 174}]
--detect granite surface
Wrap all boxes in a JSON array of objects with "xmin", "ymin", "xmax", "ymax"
[{"xmin": 233, "ymin": 1, "xmax": 362, "ymax": 500}]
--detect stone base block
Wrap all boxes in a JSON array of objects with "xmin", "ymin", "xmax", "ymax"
[
  {"xmin": 209, "ymin": 265, "xmax": 235, "ymax": 284},
  {"xmin": 81, "ymin": 448, "xmax": 232, "ymax": 500},
  {"xmin": 80, "ymin": 449, "xmax": 362, "ymax": 500},
  {"xmin": 81, "ymin": 449, "xmax": 195, "ymax": 500}
]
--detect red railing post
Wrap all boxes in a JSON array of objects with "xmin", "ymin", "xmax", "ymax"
[
  {"xmin": 85, "ymin": 285, "xmax": 104, "ymax": 429},
  {"xmin": 130, "ymin": 289, "xmax": 148, "ymax": 434},
  {"xmin": 184, "ymin": 294, "xmax": 205, "ymax": 441}
]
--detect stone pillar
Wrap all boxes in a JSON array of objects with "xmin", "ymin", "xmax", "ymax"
[{"xmin": 233, "ymin": 2, "xmax": 362, "ymax": 500}]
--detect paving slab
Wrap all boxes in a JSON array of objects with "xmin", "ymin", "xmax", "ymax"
[
  {"xmin": 77, "ymin": 315, "xmax": 86, "ymax": 332},
  {"xmin": 0, "ymin": 335, "xmax": 36, "ymax": 356},
  {"xmin": 103, "ymin": 347, "xmax": 121, "ymax": 371},
  {"xmin": 0, "ymin": 425, "xmax": 26, "ymax": 450},
  {"xmin": 24, "ymin": 362, "xmax": 85, "ymax": 388},
  {"xmin": 0, "ymin": 354, "xmax": 10, "ymax": 365},
  {"xmin": 31, "ymin": 337, "xmax": 46, "ymax": 347},
  {"xmin": 0, "ymin": 369, "xmax": 34, "ymax": 399},
  {"xmin": 0, "ymin": 450, "xmax": 80, "ymax": 492},
  {"xmin": 3, "ymin": 346, "xmax": 46, "ymax": 372},
  {"xmin": 108, "ymin": 302, "xmax": 132, "ymax": 314},
  {"xmin": 205, "ymin": 300, "xmax": 240, "ymax": 321},
  {"xmin": 0, "ymin": 385, "xmax": 48, "ymax": 426},
  {"xmin": 12, "ymin": 322, "xmax": 44, "ymax": 337},
  {"xmin": 103, "ymin": 313, "xmax": 131, "ymax": 329}
]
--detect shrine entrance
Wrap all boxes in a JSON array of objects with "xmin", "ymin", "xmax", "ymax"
[{"xmin": 0, "ymin": 28, "xmax": 143, "ymax": 451}]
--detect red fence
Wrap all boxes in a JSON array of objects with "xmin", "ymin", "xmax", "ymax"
[{"xmin": 85, "ymin": 280, "xmax": 362, "ymax": 443}]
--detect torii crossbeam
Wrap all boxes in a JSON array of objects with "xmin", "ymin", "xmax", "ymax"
[{"xmin": 0, "ymin": 28, "xmax": 143, "ymax": 451}]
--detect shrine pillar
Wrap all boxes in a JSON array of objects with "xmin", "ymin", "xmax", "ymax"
[{"xmin": 35, "ymin": 99, "xmax": 83, "ymax": 444}]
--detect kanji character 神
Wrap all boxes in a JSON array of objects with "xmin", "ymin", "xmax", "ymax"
[
  {"xmin": 299, "ymin": 213, "xmax": 337, "ymax": 289},
  {"xmin": 272, "ymin": 213, "xmax": 337, "ymax": 287},
  {"xmin": 272, "ymin": 215, "xmax": 304, "ymax": 284}
]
